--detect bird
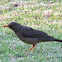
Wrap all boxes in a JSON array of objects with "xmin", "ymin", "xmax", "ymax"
[{"xmin": 3, "ymin": 22, "xmax": 62, "ymax": 53}]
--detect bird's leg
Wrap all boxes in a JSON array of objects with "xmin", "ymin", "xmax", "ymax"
[
  {"xmin": 26, "ymin": 44, "xmax": 36, "ymax": 54},
  {"xmin": 32, "ymin": 45, "xmax": 36, "ymax": 51},
  {"xmin": 31, "ymin": 44, "xmax": 36, "ymax": 53}
]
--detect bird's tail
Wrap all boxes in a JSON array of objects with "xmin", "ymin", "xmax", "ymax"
[
  {"xmin": 54, "ymin": 39, "xmax": 62, "ymax": 42},
  {"xmin": 45, "ymin": 36, "xmax": 62, "ymax": 42},
  {"xmin": 40, "ymin": 36, "xmax": 62, "ymax": 42}
]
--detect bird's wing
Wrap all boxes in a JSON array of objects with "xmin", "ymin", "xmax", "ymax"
[{"xmin": 19, "ymin": 27, "xmax": 50, "ymax": 38}]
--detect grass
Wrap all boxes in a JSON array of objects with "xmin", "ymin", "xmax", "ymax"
[{"xmin": 0, "ymin": 0, "xmax": 62, "ymax": 62}]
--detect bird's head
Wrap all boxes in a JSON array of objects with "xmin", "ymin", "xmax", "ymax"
[{"xmin": 3, "ymin": 22, "xmax": 22, "ymax": 32}]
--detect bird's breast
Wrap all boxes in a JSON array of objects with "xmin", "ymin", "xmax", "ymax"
[{"xmin": 15, "ymin": 33, "xmax": 41, "ymax": 44}]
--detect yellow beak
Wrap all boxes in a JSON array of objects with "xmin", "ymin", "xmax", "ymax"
[{"xmin": 3, "ymin": 25, "xmax": 8, "ymax": 27}]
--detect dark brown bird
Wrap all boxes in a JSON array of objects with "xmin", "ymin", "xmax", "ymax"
[{"xmin": 3, "ymin": 22, "xmax": 62, "ymax": 53}]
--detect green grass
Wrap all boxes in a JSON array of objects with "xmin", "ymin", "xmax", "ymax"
[{"xmin": 0, "ymin": 0, "xmax": 62, "ymax": 62}]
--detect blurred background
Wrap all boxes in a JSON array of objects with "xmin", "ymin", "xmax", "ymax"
[{"xmin": 0, "ymin": 0, "xmax": 62, "ymax": 62}]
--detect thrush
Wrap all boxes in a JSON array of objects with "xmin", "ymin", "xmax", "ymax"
[{"xmin": 4, "ymin": 22, "xmax": 62, "ymax": 53}]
